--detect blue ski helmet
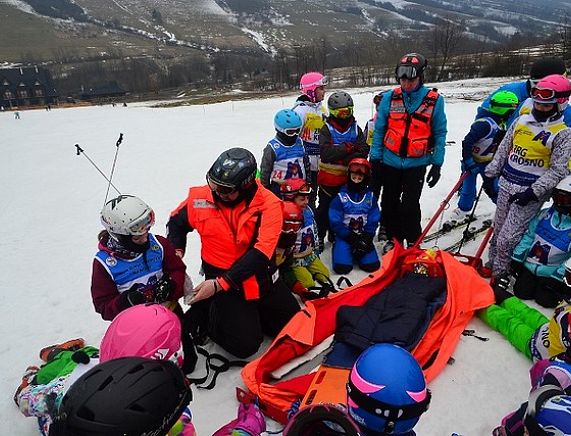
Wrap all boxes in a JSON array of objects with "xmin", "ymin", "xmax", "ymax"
[
  {"xmin": 524, "ymin": 385, "xmax": 571, "ymax": 435},
  {"xmin": 274, "ymin": 109, "xmax": 303, "ymax": 135},
  {"xmin": 347, "ymin": 344, "xmax": 430, "ymax": 434}
]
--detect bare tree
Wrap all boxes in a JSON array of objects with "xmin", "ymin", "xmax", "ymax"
[
  {"xmin": 559, "ymin": 12, "xmax": 571, "ymax": 61},
  {"xmin": 431, "ymin": 16, "xmax": 466, "ymax": 81}
]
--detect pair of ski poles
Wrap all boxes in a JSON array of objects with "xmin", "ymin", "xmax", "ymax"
[{"xmin": 74, "ymin": 133, "xmax": 124, "ymax": 206}]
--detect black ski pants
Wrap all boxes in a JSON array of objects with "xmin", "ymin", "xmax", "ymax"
[
  {"xmin": 380, "ymin": 164, "xmax": 426, "ymax": 245},
  {"xmin": 316, "ymin": 185, "xmax": 341, "ymax": 240},
  {"xmin": 185, "ymin": 278, "xmax": 300, "ymax": 359}
]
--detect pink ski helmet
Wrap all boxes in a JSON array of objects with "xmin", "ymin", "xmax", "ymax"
[
  {"xmin": 100, "ymin": 304, "xmax": 183, "ymax": 367},
  {"xmin": 531, "ymin": 74, "xmax": 571, "ymax": 112},
  {"xmin": 299, "ymin": 72, "xmax": 328, "ymax": 102}
]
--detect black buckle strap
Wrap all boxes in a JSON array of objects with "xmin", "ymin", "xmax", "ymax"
[{"xmin": 186, "ymin": 347, "xmax": 248, "ymax": 390}]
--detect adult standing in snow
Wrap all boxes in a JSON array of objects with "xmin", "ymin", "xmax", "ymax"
[
  {"xmin": 370, "ymin": 53, "xmax": 447, "ymax": 252},
  {"xmin": 293, "ymin": 71, "xmax": 328, "ymax": 206},
  {"xmin": 477, "ymin": 57, "xmax": 571, "ymax": 127},
  {"xmin": 167, "ymin": 147, "xmax": 300, "ymax": 358},
  {"xmin": 485, "ymin": 74, "xmax": 571, "ymax": 293}
]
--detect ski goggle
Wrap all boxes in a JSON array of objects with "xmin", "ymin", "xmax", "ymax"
[
  {"xmin": 207, "ymin": 176, "xmax": 237, "ymax": 195},
  {"xmin": 129, "ymin": 210, "xmax": 155, "ymax": 235},
  {"xmin": 300, "ymin": 76, "xmax": 329, "ymax": 90},
  {"xmin": 530, "ymin": 86, "xmax": 571, "ymax": 104},
  {"xmin": 283, "ymin": 219, "xmax": 303, "ymax": 234},
  {"xmin": 396, "ymin": 65, "xmax": 419, "ymax": 80},
  {"xmin": 282, "ymin": 127, "xmax": 301, "ymax": 137},
  {"xmin": 293, "ymin": 183, "xmax": 313, "ymax": 196},
  {"xmin": 329, "ymin": 106, "xmax": 353, "ymax": 119}
]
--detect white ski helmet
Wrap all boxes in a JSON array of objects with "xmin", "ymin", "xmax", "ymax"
[{"xmin": 101, "ymin": 195, "xmax": 155, "ymax": 239}]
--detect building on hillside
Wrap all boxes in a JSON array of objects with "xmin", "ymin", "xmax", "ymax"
[
  {"xmin": 0, "ymin": 66, "xmax": 59, "ymax": 109},
  {"xmin": 80, "ymin": 81, "xmax": 126, "ymax": 102}
]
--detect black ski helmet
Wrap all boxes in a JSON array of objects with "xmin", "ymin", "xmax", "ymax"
[
  {"xmin": 49, "ymin": 357, "xmax": 191, "ymax": 436},
  {"xmin": 207, "ymin": 147, "xmax": 257, "ymax": 191},
  {"xmin": 328, "ymin": 91, "xmax": 354, "ymax": 110},
  {"xmin": 395, "ymin": 53, "xmax": 428, "ymax": 83},
  {"xmin": 530, "ymin": 57, "xmax": 567, "ymax": 80}
]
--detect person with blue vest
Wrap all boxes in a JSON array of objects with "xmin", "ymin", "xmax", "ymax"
[
  {"xmin": 445, "ymin": 91, "xmax": 519, "ymax": 226},
  {"xmin": 509, "ymin": 175, "xmax": 571, "ymax": 307},
  {"xmin": 329, "ymin": 158, "xmax": 380, "ymax": 274},
  {"xmin": 485, "ymin": 74, "xmax": 571, "ymax": 295},
  {"xmin": 371, "ymin": 53, "xmax": 447, "ymax": 252},
  {"xmin": 317, "ymin": 91, "xmax": 369, "ymax": 251},
  {"xmin": 260, "ymin": 108, "xmax": 310, "ymax": 196},
  {"xmin": 477, "ymin": 57, "xmax": 570, "ymax": 127},
  {"xmin": 91, "ymin": 195, "xmax": 186, "ymax": 321}
]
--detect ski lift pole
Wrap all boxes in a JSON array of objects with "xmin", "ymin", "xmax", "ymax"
[
  {"xmin": 104, "ymin": 133, "xmax": 123, "ymax": 205},
  {"xmin": 412, "ymin": 171, "xmax": 470, "ymax": 249},
  {"xmin": 74, "ymin": 144, "xmax": 122, "ymax": 195}
]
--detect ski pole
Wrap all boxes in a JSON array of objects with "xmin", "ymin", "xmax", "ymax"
[
  {"xmin": 74, "ymin": 144, "xmax": 122, "ymax": 195},
  {"xmin": 104, "ymin": 133, "xmax": 123, "ymax": 205},
  {"xmin": 455, "ymin": 182, "xmax": 485, "ymax": 254},
  {"xmin": 413, "ymin": 171, "xmax": 470, "ymax": 249}
]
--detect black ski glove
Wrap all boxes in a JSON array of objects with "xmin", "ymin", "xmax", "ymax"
[
  {"xmin": 153, "ymin": 274, "xmax": 174, "ymax": 303},
  {"xmin": 508, "ymin": 187, "xmax": 537, "ymax": 206},
  {"xmin": 510, "ymin": 260, "xmax": 524, "ymax": 278},
  {"xmin": 426, "ymin": 165, "xmax": 441, "ymax": 188},
  {"xmin": 351, "ymin": 233, "xmax": 374, "ymax": 259},
  {"xmin": 121, "ymin": 286, "xmax": 146, "ymax": 309},
  {"xmin": 482, "ymin": 176, "xmax": 497, "ymax": 203}
]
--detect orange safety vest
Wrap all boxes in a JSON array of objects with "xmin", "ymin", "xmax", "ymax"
[
  {"xmin": 182, "ymin": 182, "xmax": 283, "ymax": 300},
  {"xmin": 384, "ymin": 88, "xmax": 439, "ymax": 158}
]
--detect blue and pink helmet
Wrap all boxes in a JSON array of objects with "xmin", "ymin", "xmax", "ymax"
[{"xmin": 347, "ymin": 343, "xmax": 430, "ymax": 434}]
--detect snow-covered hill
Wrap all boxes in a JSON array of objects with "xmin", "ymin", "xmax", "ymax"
[{"xmin": 0, "ymin": 77, "xmax": 552, "ymax": 435}]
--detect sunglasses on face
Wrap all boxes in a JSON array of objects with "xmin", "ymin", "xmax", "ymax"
[{"xmin": 129, "ymin": 210, "xmax": 155, "ymax": 235}]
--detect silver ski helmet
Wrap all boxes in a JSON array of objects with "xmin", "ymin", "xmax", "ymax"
[{"xmin": 101, "ymin": 195, "xmax": 155, "ymax": 241}]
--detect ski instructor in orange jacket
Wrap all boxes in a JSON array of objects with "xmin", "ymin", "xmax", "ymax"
[{"xmin": 167, "ymin": 147, "xmax": 300, "ymax": 358}]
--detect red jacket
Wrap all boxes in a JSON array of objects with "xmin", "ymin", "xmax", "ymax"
[
  {"xmin": 168, "ymin": 181, "xmax": 283, "ymax": 300},
  {"xmin": 91, "ymin": 233, "xmax": 186, "ymax": 321}
]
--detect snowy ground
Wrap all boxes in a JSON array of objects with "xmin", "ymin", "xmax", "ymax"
[{"xmin": 0, "ymin": 77, "xmax": 551, "ymax": 435}]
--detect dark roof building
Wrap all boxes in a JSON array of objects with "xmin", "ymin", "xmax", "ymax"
[
  {"xmin": 0, "ymin": 66, "xmax": 59, "ymax": 109},
  {"xmin": 80, "ymin": 81, "xmax": 126, "ymax": 101}
]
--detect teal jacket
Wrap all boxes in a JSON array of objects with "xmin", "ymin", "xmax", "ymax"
[
  {"xmin": 370, "ymin": 85, "xmax": 447, "ymax": 169},
  {"xmin": 512, "ymin": 207, "xmax": 571, "ymax": 282}
]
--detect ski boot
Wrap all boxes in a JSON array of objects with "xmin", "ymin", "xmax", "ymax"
[
  {"xmin": 39, "ymin": 338, "xmax": 85, "ymax": 363},
  {"xmin": 442, "ymin": 207, "xmax": 473, "ymax": 231},
  {"xmin": 376, "ymin": 225, "xmax": 388, "ymax": 242}
]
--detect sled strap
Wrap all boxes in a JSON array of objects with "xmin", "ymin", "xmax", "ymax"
[{"xmin": 187, "ymin": 347, "xmax": 248, "ymax": 390}]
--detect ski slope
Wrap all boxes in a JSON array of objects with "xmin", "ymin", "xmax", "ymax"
[{"xmin": 0, "ymin": 77, "xmax": 552, "ymax": 435}]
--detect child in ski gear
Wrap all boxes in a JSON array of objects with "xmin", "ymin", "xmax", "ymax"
[
  {"xmin": 480, "ymin": 272, "xmax": 571, "ymax": 361},
  {"xmin": 49, "ymin": 358, "xmax": 192, "ymax": 436},
  {"xmin": 168, "ymin": 148, "xmax": 299, "ymax": 358},
  {"xmin": 510, "ymin": 175, "xmax": 571, "ymax": 307},
  {"xmin": 293, "ymin": 71, "xmax": 327, "ymax": 206},
  {"xmin": 448, "ymin": 91, "xmax": 519, "ymax": 225},
  {"xmin": 91, "ymin": 194, "xmax": 186, "ymax": 321},
  {"xmin": 213, "ymin": 400, "xmax": 266, "ymax": 435},
  {"xmin": 347, "ymin": 344, "xmax": 430, "ymax": 436},
  {"xmin": 317, "ymin": 91, "xmax": 369, "ymax": 250},
  {"xmin": 15, "ymin": 305, "xmax": 196, "ymax": 436},
  {"xmin": 485, "ymin": 75, "xmax": 571, "ymax": 292},
  {"xmin": 260, "ymin": 108, "xmax": 310, "ymax": 196},
  {"xmin": 275, "ymin": 201, "xmax": 304, "ymax": 268},
  {"xmin": 492, "ymin": 354, "xmax": 571, "ymax": 436},
  {"xmin": 279, "ymin": 178, "xmax": 333, "ymax": 299},
  {"xmin": 371, "ymin": 53, "xmax": 447, "ymax": 249},
  {"xmin": 478, "ymin": 57, "xmax": 571, "ymax": 128},
  {"xmin": 329, "ymin": 158, "xmax": 381, "ymax": 274}
]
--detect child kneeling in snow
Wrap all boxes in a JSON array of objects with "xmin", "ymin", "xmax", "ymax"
[
  {"xmin": 509, "ymin": 175, "xmax": 571, "ymax": 308},
  {"xmin": 492, "ymin": 353, "xmax": 571, "ymax": 435},
  {"xmin": 329, "ymin": 158, "xmax": 381, "ymax": 274},
  {"xmin": 279, "ymin": 178, "xmax": 333, "ymax": 299},
  {"xmin": 14, "ymin": 304, "xmax": 196, "ymax": 436}
]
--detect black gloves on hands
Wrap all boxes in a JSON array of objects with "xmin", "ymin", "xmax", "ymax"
[
  {"xmin": 426, "ymin": 165, "xmax": 441, "ymax": 188},
  {"xmin": 510, "ymin": 260, "xmax": 524, "ymax": 278},
  {"xmin": 153, "ymin": 274, "xmax": 174, "ymax": 303},
  {"xmin": 349, "ymin": 232, "xmax": 374, "ymax": 258},
  {"xmin": 508, "ymin": 187, "xmax": 538, "ymax": 206},
  {"xmin": 121, "ymin": 286, "xmax": 146, "ymax": 309},
  {"xmin": 482, "ymin": 176, "xmax": 497, "ymax": 203}
]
